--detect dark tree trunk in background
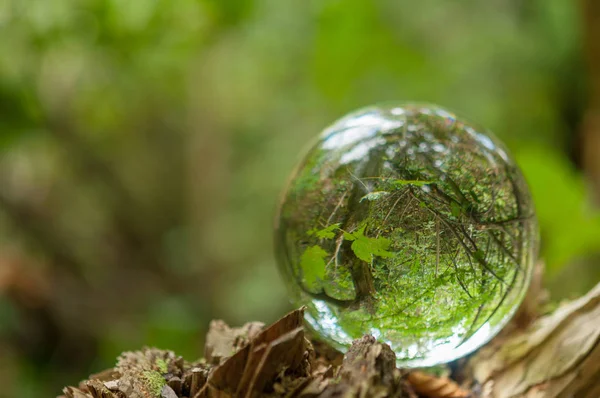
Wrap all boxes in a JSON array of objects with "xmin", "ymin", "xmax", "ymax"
[{"xmin": 582, "ymin": 0, "xmax": 600, "ymax": 204}]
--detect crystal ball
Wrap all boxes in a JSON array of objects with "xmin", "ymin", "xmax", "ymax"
[{"xmin": 274, "ymin": 104, "xmax": 538, "ymax": 367}]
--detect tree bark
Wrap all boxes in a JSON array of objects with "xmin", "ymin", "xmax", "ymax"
[
  {"xmin": 60, "ymin": 281, "xmax": 600, "ymax": 398},
  {"xmin": 465, "ymin": 282, "xmax": 600, "ymax": 397}
]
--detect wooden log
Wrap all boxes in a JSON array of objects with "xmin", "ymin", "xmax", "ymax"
[{"xmin": 59, "ymin": 282, "xmax": 600, "ymax": 397}]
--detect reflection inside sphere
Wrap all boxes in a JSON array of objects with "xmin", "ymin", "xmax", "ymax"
[{"xmin": 275, "ymin": 104, "xmax": 538, "ymax": 367}]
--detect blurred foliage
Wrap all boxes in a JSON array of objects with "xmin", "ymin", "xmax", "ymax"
[{"xmin": 0, "ymin": 0, "xmax": 598, "ymax": 397}]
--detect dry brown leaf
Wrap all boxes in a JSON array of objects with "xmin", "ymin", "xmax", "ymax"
[
  {"xmin": 407, "ymin": 371, "xmax": 470, "ymax": 398},
  {"xmin": 204, "ymin": 320, "xmax": 264, "ymax": 365},
  {"xmin": 240, "ymin": 326, "xmax": 306, "ymax": 395},
  {"xmin": 201, "ymin": 307, "xmax": 310, "ymax": 397}
]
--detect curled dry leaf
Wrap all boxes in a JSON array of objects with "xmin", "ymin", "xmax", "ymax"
[
  {"xmin": 204, "ymin": 320, "xmax": 265, "ymax": 365},
  {"xmin": 199, "ymin": 307, "xmax": 310, "ymax": 397},
  {"xmin": 407, "ymin": 371, "xmax": 470, "ymax": 398}
]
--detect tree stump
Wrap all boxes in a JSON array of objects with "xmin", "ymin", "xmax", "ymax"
[{"xmin": 60, "ymin": 281, "xmax": 600, "ymax": 398}]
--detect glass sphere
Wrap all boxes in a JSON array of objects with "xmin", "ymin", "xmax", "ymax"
[{"xmin": 274, "ymin": 104, "xmax": 538, "ymax": 367}]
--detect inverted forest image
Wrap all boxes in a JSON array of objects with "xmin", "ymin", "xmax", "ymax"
[{"xmin": 276, "ymin": 105, "xmax": 537, "ymax": 366}]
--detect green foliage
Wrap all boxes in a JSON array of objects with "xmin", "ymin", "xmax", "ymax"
[
  {"xmin": 203, "ymin": 0, "xmax": 255, "ymax": 28},
  {"xmin": 0, "ymin": 0, "xmax": 594, "ymax": 393},
  {"xmin": 517, "ymin": 146, "xmax": 600, "ymax": 272},
  {"xmin": 360, "ymin": 191, "xmax": 390, "ymax": 202},
  {"xmin": 392, "ymin": 180, "xmax": 433, "ymax": 188},
  {"xmin": 343, "ymin": 226, "xmax": 394, "ymax": 263},
  {"xmin": 0, "ymin": 82, "xmax": 40, "ymax": 149},
  {"xmin": 300, "ymin": 245, "xmax": 329, "ymax": 288},
  {"xmin": 308, "ymin": 223, "xmax": 340, "ymax": 239},
  {"xmin": 450, "ymin": 202, "xmax": 462, "ymax": 218}
]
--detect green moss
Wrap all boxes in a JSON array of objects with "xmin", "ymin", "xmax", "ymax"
[
  {"xmin": 155, "ymin": 358, "xmax": 168, "ymax": 374},
  {"xmin": 142, "ymin": 370, "xmax": 166, "ymax": 397}
]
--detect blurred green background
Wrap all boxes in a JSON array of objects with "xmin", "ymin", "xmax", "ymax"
[{"xmin": 1, "ymin": 0, "xmax": 600, "ymax": 396}]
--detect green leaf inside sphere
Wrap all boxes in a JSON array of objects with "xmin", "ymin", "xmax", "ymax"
[
  {"xmin": 344, "ymin": 226, "xmax": 393, "ymax": 263},
  {"xmin": 299, "ymin": 245, "xmax": 328, "ymax": 290}
]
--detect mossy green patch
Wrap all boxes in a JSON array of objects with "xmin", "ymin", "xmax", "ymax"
[
  {"xmin": 155, "ymin": 358, "xmax": 168, "ymax": 374},
  {"xmin": 142, "ymin": 370, "xmax": 166, "ymax": 397}
]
